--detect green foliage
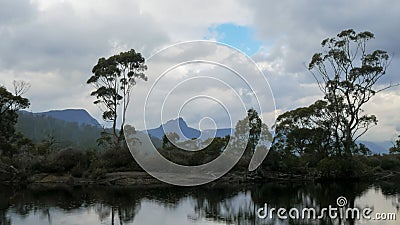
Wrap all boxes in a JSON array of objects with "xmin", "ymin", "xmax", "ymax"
[
  {"xmin": 365, "ymin": 156, "xmax": 381, "ymax": 168},
  {"xmin": 70, "ymin": 165, "xmax": 86, "ymax": 178},
  {"xmin": 158, "ymin": 136, "xmax": 229, "ymax": 166},
  {"xmin": 317, "ymin": 157, "xmax": 367, "ymax": 179},
  {"xmin": 247, "ymin": 108, "xmax": 262, "ymax": 152},
  {"xmin": 55, "ymin": 148, "xmax": 90, "ymax": 172},
  {"xmin": 0, "ymin": 85, "xmax": 30, "ymax": 157},
  {"xmin": 389, "ymin": 135, "xmax": 400, "ymax": 154},
  {"xmin": 264, "ymin": 29, "xmax": 396, "ymax": 179},
  {"xmin": 162, "ymin": 132, "xmax": 180, "ymax": 149},
  {"xmin": 273, "ymin": 100, "xmax": 333, "ymax": 159},
  {"xmin": 379, "ymin": 155, "xmax": 400, "ymax": 170},
  {"xmin": 262, "ymin": 150, "xmax": 281, "ymax": 171},
  {"xmin": 87, "ymin": 49, "xmax": 147, "ymax": 147},
  {"xmin": 355, "ymin": 143, "xmax": 372, "ymax": 156},
  {"xmin": 156, "ymin": 109, "xmax": 271, "ymax": 170},
  {"xmin": 309, "ymin": 29, "xmax": 391, "ymax": 156},
  {"xmin": 232, "ymin": 109, "xmax": 271, "ymax": 168},
  {"xmin": 16, "ymin": 111, "xmax": 104, "ymax": 150},
  {"xmin": 29, "ymin": 148, "xmax": 90, "ymax": 174},
  {"xmin": 96, "ymin": 130, "xmax": 113, "ymax": 148},
  {"xmin": 98, "ymin": 146, "xmax": 141, "ymax": 172}
]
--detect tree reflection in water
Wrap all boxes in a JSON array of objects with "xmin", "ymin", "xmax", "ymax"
[{"xmin": 0, "ymin": 181, "xmax": 398, "ymax": 225}]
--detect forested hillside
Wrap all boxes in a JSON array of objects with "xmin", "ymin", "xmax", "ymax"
[{"xmin": 16, "ymin": 111, "xmax": 103, "ymax": 149}]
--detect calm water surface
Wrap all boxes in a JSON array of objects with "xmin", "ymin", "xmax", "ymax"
[{"xmin": 0, "ymin": 182, "xmax": 399, "ymax": 225}]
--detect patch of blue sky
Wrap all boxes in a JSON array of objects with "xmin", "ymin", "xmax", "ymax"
[{"xmin": 204, "ymin": 23, "xmax": 263, "ymax": 56}]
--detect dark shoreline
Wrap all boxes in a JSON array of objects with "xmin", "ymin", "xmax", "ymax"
[{"xmin": 1, "ymin": 169, "xmax": 400, "ymax": 188}]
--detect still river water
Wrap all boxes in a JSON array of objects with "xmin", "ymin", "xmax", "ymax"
[{"xmin": 0, "ymin": 181, "xmax": 399, "ymax": 225}]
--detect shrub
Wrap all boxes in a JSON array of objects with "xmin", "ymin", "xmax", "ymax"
[
  {"xmin": 54, "ymin": 148, "xmax": 89, "ymax": 172},
  {"xmin": 70, "ymin": 165, "xmax": 85, "ymax": 177},
  {"xmin": 317, "ymin": 157, "xmax": 366, "ymax": 179},
  {"xmin": 317, "ymin": 158, "xmax": 337, "ymax": 177},
  {"xmin": 90, "ymin": 167, "xmax": 107, "ymax": 179},
  {"xmin": 99, "ymin": 147, "xmax": 140, "ymax": 171},
  {"xmin": 365, "ymin": 156, "xmax": 381, "ymax": 168},
  {"xmin": 372, "ymin": 166, "xmax": 383, "ymax": 173},
  {"xmin": 380, "ymin": 156, "xmax": 400, "ymax": 170}
]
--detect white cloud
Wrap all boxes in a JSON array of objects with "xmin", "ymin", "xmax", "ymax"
[
  {"xmin": 127, "ymin": 42, "xmax": 275, "ymax": 130},
  {"xmin": 242, "ymin": 0, "xmax": 400, "ymax": 141},
  {"xmin": 0, "ymin": 0, "xmax": 399, "ymax": 141}
]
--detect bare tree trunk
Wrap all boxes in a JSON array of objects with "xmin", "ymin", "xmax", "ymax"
[
  {"xmin": 111, "ymin": 207, "xmax": 115, "ymax": 225},
  {"xmin": 118, "ymin": 208, "xmax": 124, "ymax": 225}
]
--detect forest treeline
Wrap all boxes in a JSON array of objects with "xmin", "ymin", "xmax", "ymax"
[{"xmin": 1, "ymin": 29, "xmax": 400, "ymax": 184}]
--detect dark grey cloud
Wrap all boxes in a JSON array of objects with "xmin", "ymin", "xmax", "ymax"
[
  {"xmin": 0, "ymin": 0, "xmax": 170, "ymax": 73},
  {"xmin": 0, "ymin": 0, "xmax": 37, "ymax": 25},
  {"xmin": 0, "ymin": 0, "xmax": 171, "ymax": 127},
  {"xmin": 245, "ymin": 0, "xmax": 400, "ymax": 74}
]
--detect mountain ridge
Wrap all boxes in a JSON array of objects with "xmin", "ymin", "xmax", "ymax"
[
  {"xmin": 16, "ymin": 109, "xmax": 392, "ymax": 154},
  {"xmin": 21, "ymin": 109, "xmax": 101, "ymax": 127}
]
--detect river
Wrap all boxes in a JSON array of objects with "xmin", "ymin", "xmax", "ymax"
[{"xmin": 0, "ymin": 181, "xmax": 399, "ymax": 225}]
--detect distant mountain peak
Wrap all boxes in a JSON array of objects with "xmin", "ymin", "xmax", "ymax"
[
  {"xmin": 167, "ymin": 117, "xmax": 184, "ymax": 122},
  {"xmin": 146, "ymin": 117, "xmax": 233, "ymax": 141},
  {"xmin": 163, "ymin": 117, "xmax": 187, "ymax": 127},
  {"xmin": 147, "ymin": 117, "xmax": 199, "ymax": 140}
]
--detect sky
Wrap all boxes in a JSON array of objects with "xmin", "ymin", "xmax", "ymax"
[{"xmin": 0, "ymin": 0, "xmax": 399, "ymax": 142}]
